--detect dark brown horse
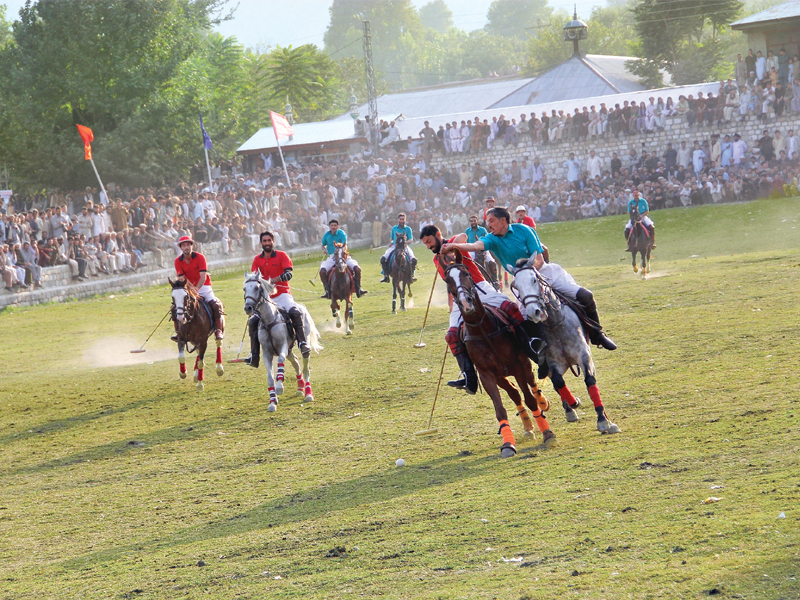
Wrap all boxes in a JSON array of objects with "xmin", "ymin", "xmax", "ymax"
[
  {"xmin": 390, "ymin": 233, "xmax": 413, "ymax": 313},
  {"xmin": 629, "ymin": 207, "xmax": 653, "ymax": 277},
  {"xmin": 329, "ymin": 243, "xmax": 354, "ymax": 335},
  {"xmin": 169, "ymin": 278, "xmax": 223, "ymax": 391},
  {"xmin": 441, "ymin": 251, "xmax": 554, "ymax": 458}
]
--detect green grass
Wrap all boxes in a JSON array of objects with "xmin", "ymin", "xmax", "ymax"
[{"xmin": 2, "ymin": 198, "xmax": 799, "ymax": 599}]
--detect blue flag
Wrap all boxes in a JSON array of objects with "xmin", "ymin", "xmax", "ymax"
[{"xmin": 199, "ymin": 113, "xmax": 212, "ymax": 150}]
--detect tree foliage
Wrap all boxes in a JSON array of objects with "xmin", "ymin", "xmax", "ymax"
[
  {"xmin": 485, "ymin": 0, "xmax": 552, "ymax": 39},
  {"xmin": 631, "ymin": 0, "xmax": 743, "ymax": 85},
  {"xmin": 419, "ymin": 0, "xmax": 453, "ymax": 34}
]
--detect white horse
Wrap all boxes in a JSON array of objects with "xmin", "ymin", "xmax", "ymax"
[
  {"xmin": 243, "ymin": 271, "xmax": 322, "ymax": 412},
  {"xmin": 511, "ymin": 258, "xmax": 620, "ymax": 434}
]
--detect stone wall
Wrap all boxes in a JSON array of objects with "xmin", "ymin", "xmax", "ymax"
[
  {"xmin": 429, "ymin": 111, "xmax": 800, "ymax": 179},
  {"xmin": 0, "ymin": 238, "xmax": 371, "ymax": 310}
]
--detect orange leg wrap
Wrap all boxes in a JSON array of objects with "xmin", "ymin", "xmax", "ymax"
[
  {"xmin": 498, "ymin": 420, "xmax": 515, "ymax": 446},
  {"xmin": 531, "ymin": 408, "xmax": 551, "ymax": 433},
  {"xmin": 516, "ymin": 406, "xmax": 534, "ymax": 432}
]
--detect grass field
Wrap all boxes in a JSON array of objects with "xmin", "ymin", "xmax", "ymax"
[{"xmin": 2, "ymin": 198, "xmax": 799, "ymax": 600}]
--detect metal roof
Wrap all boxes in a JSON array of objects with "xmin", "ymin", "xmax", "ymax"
[
  {"xmin": 490, "ymin": 55, "xmax": 647, "ymax": 107},
  {"xmin": 237, "ymin": 119, "xmax": 364, "ymax": 154},
  {"xmin": 731, "ymin": 0, "xmax": 800, "ymax": 28},
  {"xmin": 332, "ymin": 77, "xmax": 535, "ymax": 123},
  {"xmin": 394, "ymin": 81, "xmax": 721, "ymax": 142}
]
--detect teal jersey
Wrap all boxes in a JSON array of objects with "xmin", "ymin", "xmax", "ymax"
[
  {"xmin": 322, "ymin": 229, "xmax": 347, "ymax": 254},
  {"xmin": 481, "ymin": 223, "xmax": 544, "ymax": 274},
  {"xmin": 391, "ymin": 224, "xmax": 413, "ymax": 244},
  {"xmin": 465, "ymin": 225, "xmax": 488, "ymax": 244},
  {"xmin": 627, "ymin": 197, "xmax": 649, "ymax": 214}
]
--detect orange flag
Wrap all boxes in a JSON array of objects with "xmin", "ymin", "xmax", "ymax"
[
  {"xmin": 269, "ymin": 110, "xmax": 294, "ymax": 140},
  {"xmin": 76, "ymin": 124, "xmax": 94, "ymax": 160}
]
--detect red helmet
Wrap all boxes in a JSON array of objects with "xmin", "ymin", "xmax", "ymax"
[{"xmin": 177, "ymin": 235, "xmax": 194, "ymax": 246}]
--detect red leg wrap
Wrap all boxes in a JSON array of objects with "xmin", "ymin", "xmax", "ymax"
[
  {"xmin": 198, "ymin": 369, "xmax": 204, "ymax": 381},
  {"xmin": 216, "ymin": 346, "xmax": 222, "ymax": 364},
  {"xmin": 588, "ymin": 384, "xmax": 603, "ymax": 408},
  {"xmin": 179, "ymin": 362, "xmax": 186, "ymax": 374},
  {"xmin": 558, "ymin": 386, "xmax": 578, "ymax": 406}
]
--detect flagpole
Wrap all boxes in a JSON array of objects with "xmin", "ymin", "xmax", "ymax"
[
  {"xmin": 203, "ymin": 146, "xmax": 214, "ymax": 192},
  {"xmin": 88, "ymin": 157, "xmax": 108, "ymax": 203},
  {"xmin": 273, "ymin": 135, "xmax": 292, "ymax": 187}
]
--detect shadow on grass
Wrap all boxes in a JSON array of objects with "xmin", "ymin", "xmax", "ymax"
[{"xmin": 61, "ymin": 451, "xmax": 498, "ymax": 569}]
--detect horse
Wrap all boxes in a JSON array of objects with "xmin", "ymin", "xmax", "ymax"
[
  {"xmin": 328, "ymin": 243, "xmax": 354, "ymax": 335},
  {"xmin": 390, "ymin": 233, "xmax": 413, "ymax": 313},
  {"xmin": 169, "ymin": 278, "xmax": 223, "ymax": 391},
  {"xmin": 629, "ymin": 207, "xmax": 653, "ymax": 277},
  {"xmin": 441, "ymin": 251, "xmax": 554, "ymax": 458},
  {"xmin": 511, "ymin": 260, "xmax": 621, "ymax": 434},
  {"xmin": 243, "ymin": 271, "xmax": 322, "ymax": 412}
]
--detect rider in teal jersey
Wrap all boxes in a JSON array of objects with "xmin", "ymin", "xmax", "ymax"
[{"xmin": 380, "ymin": 213, "xmax": 417, "ymax": 283}]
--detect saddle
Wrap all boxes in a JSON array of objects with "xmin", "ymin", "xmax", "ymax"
[
  {"xmin": 328, "ymin": 267, "xmax": 356, "ymax": 295},
  {"xmin": 259, "ymin": 308, "xmax": 295, "ymax": 340},
  {"xmin": 459, "ymin": 304, "xmax": 514, "ymax": 343}
]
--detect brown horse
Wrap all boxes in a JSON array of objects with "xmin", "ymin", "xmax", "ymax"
[
  {"xmin": 441, "ymin": 251, "xmax": 554, "ymax": 458},
  {"xmin": 169, "ymin": 278, "xmax": 224, "ymax": 391},
  {"xmin": 329, "ymin": 243, "xmax": 355, "ymax": 335},
  {"xmin": 390, "ymin": 234, "xmax": 413, "ymax": 313}
]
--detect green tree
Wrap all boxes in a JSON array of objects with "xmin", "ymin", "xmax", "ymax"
[
  {"xmin": 485, "ymin": 0, "xmax": 553, "ymax": 39},
  {"xmin": 0, "ymin": 0, "xmax": 229, "ymax": 188},
  {"xmin": 419, "ymin": 0, "xmax": 453, "ymax": 34},
  {"xmin": 631, "ymin": 0, "xmax": 743, "ymax": 85},
  {"xmin": 323, "ymin": 0, "xmax": 424, "ymax": 89}
]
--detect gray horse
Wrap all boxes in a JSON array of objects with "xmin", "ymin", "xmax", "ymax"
[
  {"xmin": 243, "ymin": 271, "xmax": 322, "ymax": 412},
  {"xmin": 511, "ymin": 258, "xmax": 620, "ymax": 434}
]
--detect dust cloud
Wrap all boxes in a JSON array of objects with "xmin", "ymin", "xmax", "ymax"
[{"xmin": 83, "ymin": 338, "xmax": 175, "ymax": 368}]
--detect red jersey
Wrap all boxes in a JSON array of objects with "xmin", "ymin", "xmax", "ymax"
[
  {"xmin": 517, "ymin": 215, "xmax": 536, "ymax": 229},
  {"xmin": 175, "ymin": 252, "xmax": 211, "ymax": 287},
  {"xmin": 251, "ymin": 250, "xmax": 292, "ymax": 297},
  {"xmin": 435, "ymin": 236, "xmax": 485, "ymax": 283}
]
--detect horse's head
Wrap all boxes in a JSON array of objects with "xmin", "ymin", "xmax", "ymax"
[
  {"xmin": 441, "ymin": 250, "xmax": 478, "ymax": 315},
  {"xmin": 333, "ymin": 243, "xmax": 348, "ymax": 272},
  {"xmin": 629, "ymin": 206, "xmax": 641, "ymax": 223},
  {"xmin": 510, "ymin": 255, "xmax": 548, "ymax": 323},
  {"xmin": 169, "ymin": 277, "xmax": 192, "ymax": 324},
  {"xmin": 243, "ymin": 271, "xmax": 264, "ymax": 316},
  {"xmin": 395, "ymin": 233, "xmax": 406, "ymax": 250}
]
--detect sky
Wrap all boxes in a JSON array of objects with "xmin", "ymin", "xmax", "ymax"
[{"xmin": 2, "ymin": 0, "xmax": 607, "ymax": 50}]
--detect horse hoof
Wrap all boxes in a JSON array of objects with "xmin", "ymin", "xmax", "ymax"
[
  {"xmin": 522, "ymin": 430, "xmax": 535, "ymax": 439},
  {"xmin": 304, "ymin": 395, "xmax": 314, "ymax": 403},
  {"xmin": 336, "ymin": 318, "xmax": 341, "ymax": 328},
  {"xmin": 600, "ymin": 421, "xmax": 621, "ymax": 434},
  {"xmin": 391, "ymin": 310, "xmax": 396, "ymax": 314},
  {"xmin": 216, "ymin": 364, "xmax": 224, "ymax": 377},
  {"xmin": 400, "ymin": 307, "xmax": 406, "ymax": 312},
  {"xmin": 632, "ymin": 265, "xmax": 638, "ymax": 273},
  {"xmin": 563, "ymin": 400, "xmax": 580, "ymax": 422},
  {"xmin": 180, "ymin": 372, "xmax": 187, "ymax": 380},
  {"xmin": 296, "ymin": 389, "xmax": 304, "ymax": 397},
  {"xmin": 346, "ymin": 330, "xmax": 352, "ymax": 336},
  {"xmin": 276, "ymin": 382, "xmax": 284, "ymax": 396},
  {"xmin": 500, "ymin": 444, "xmax": 516, "ymax": 458},
  {"xmin": 541, "ymin": 429, "xmax": 556, "ymax": 447},
  {"xmin": 196, "ymin": 382, "xmax": 204, "ymax": 391},
  {"xmin": 267, "ymin": 401, "xmax": 277, "ymax": 412},
  {"xmin": 348, "ymin": 319, "xmax": 355, "ymax": 330}
]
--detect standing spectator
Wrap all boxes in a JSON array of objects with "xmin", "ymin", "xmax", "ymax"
[{"xmin": 735, "ymin": 53, "xmax": 747, "ymax": 88}]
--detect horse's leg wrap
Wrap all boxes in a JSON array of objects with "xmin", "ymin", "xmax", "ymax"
[
  {"xmin": 498, "ymin": 420, "xmax": 515, "ymax": 446},
  {"xmin": 516, "ymin": 405, "xmax": 534, "ymax": 432},
  {"xmin": 531, "ymin": 408, "xmax": 552, "ymax": 433},
  {"xmin": 296, "ymin": 373, "xmax": 305, "ymax": 390},
  {"xmin": 587, "ymin": 384, "xmax": 603, "ymax": 408},
  {"xmin": 277, "ymin": 362, "xmax": 285, "ymax": 382},
  {"xmin": 268, "ymin": 386, "xmax": 277, "ymax": 401}
]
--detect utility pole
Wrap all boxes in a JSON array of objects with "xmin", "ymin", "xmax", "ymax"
[{"xmin": 363, "ymin": 20, "xmax": 378, "ymax": 151}]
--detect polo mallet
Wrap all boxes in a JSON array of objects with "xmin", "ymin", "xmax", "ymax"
[
  {"xmin": 308, "ymin": 252, "xmax": 326, "ymax": 286},
  {"xmin": 415, "ymin": 344, "xmax": 449, "ymax": 437},
  {"xmin": 130, "ymin": 308, "xmax": 172, "ymax": 353},
  {"xmin": 414, "ymin": 269, "xmax": 439, "ymax": 348},
  {"xmin": 227, "ymin": 321, "xmax": 249, "ymax": 363}
]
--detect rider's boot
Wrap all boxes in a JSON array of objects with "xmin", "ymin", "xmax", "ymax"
[
  {"xmin": 446, "ymin": 351, "xmax": 478, "ymax": 395},
  {"xmin": 624, "ymin": 228, "xmax": 634, "ymax": 252},
  {"xmin": 576, "ymin": 288, "xmax": 617, "ymax": 351},
  {"xmin": 354, "ymin": 267, "xmax": 368, "ymax": 297},
  {"xmin": 243, "ymin": 315, "xmax": 261, "ymax": 368},
  {"xmin": 170, "ymin": 318, "xmax": 179, "ymax": 343},
  {"xmin": 289, "ymin": 307, "xmax": 311, "ymax": 356},
  {"xmin": 211, "ymin": 300, "xmax": 224, "ymax": 340},
  {"xmin": 319, "ymin": 269, "xmax": 330, "ymax": 299},
  {"xmin": 516, "ymin": 319, "xmax": 547, "ymax": 364},
  {"xmin": 648, "ymin": 225, "xmax": 657, "ymax": 248},
  {"xmin": 380, "ymin": 256, "xmax": 389, "ymax": 283},
  {"xmin": 411, "ymin": 257, "xmax": 418, "ymax": 282}
]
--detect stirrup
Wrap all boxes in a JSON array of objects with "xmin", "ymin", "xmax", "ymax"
[
  {"xmin": 529, "ymin": 337, "xmax": 547, "ymax": 364},
  {"xmin": 170, "ymin": 332, "xmax": 178, "ymax": 342},
  {"xmin": 380, "ymin": 275, "xmax": 389, "ymax": 283},
  {"xmin": 298, "ymin": 341, "xmax": 311, "ymax": 355}
]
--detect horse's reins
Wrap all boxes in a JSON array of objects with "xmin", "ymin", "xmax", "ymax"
[
  {"xmin": 511, "ymin": 267, "xmax": 563, "ymax": 327},
  {"xmin": 444, "ymin": 263, "xmax": 506, "ymax": 341}
]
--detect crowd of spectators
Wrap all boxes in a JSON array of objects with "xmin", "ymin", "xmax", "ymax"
[{"xmin": 2, "ymin": 50, "xmax": 799, "ymax": 294}]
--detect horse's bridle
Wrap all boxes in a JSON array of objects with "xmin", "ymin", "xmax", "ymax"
[
  {"xmin": 334, "ymin": 247, "xmax": 347, "ymax": 272},
  {"xmin": 511, "ymin": 266, "xmax": 560, "ymax": 320},
  {"xmin": 244, "ymin": 279, "xmax": 267, "ymax": 312},
  {"xmin": 173, "ymin": 286, "xmax": 198, "ymax": 323}
]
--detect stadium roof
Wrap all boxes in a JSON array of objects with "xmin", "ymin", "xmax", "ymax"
[
  {"xmin": 731, "ymin": 0, "xmax": 800, "ymax": 29},
  {"xmin": 237, "ymin": 120, "xmax": 365, "ymax": 155}
]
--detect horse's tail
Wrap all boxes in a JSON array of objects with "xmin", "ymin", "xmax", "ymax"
[{"xmin": 298, "ymin": 303, "xmax": 323, "ymax": 354}]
